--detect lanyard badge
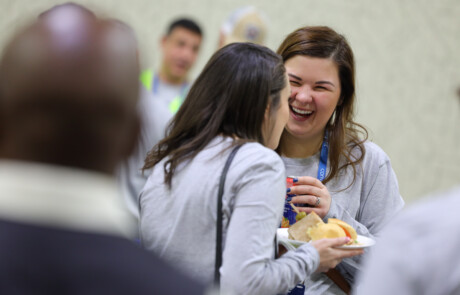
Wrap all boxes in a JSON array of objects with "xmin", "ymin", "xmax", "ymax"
[
  {"xmin": 287, "ymin": 283, "xmax": 305, "ymax": 295},
  {"xmin": 317, "ymin": 131, "xmax": 329, "ymax": 182}
]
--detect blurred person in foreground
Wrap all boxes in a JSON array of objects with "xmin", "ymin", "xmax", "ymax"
[
  {"xmin": 354, "ymin": 185, "xmax": 460, "ymax": 295},
  {"xmin": 0, "ymin": 7, "xmax": 207, "ymax": 295},
  {"xmin": 119, "ymin": 18, "xmax": 203, "ymax": 219},
  {"xmin": 218, "ymin": 6, "xmax": 268, "ymax": 48}
]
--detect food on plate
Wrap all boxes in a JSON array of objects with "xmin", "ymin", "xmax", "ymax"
[
  {"xmin": 307, "ymin": 223, "xmax": 346, "ymax": 240},
  {"xmin": 287, "ymin": 211, "xmax": 358, "ymax": 245},
  {"xmin": 295, "ymin": 211, "xmax": 307, "ymax": 221},
  {"xmin": 287, "ymin": 211, "xmax": 323, "ymax": 242},
  {"xmin": 328, "ymin": 218, "xmax": 358, "ymax": 241}
]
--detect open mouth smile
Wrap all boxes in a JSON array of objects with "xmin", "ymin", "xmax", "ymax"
[{"xmin": 290, "ymin": 105, "xmax": 314, "ymax": 120}]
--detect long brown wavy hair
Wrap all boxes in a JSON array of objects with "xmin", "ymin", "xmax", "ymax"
[
  {"xmin": 277, "ymin": 26, "xmax": 368, "ymax": 187},
  {"xmin": 143, "ymin": 42, "xmax": 287, "ymax": 187}
]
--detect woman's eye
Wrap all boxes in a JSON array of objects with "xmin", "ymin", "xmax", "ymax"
[
  {"xmin": 289, "ymin": 80, "xmax": 300, "ymax": 86},
  {"xmin": 315, "ymin": 86, "xmax": 327, "ymax": 91}
]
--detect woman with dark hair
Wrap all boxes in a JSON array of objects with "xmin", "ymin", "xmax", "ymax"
[
  {"xmin": 139, "ymin": 43, "xmax": 362, "ymax": 295},
  {"xmin": 277, "ymin": 26, "xmax": 404, "ymax": 294}
]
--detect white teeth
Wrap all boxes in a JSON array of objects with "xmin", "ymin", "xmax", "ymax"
[{"xmin": 292, "ymin": 106, "xmax": 313, "ymax": 115}]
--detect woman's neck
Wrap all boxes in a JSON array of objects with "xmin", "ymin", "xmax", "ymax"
[
  {"xmin": 280, "ymin": 130, "xmax": 325, "ymax": 158},
  {"xmin": 159, "ymin": 66, "xmax": 185, "ymax": 85}
]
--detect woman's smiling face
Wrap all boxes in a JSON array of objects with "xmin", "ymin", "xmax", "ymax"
[{"xmin": 284, "ymin": 55, "xmax": 341, "ymax": 142}]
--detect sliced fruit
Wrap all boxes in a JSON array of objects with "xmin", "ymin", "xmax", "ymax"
[{"xmin": 328, "ymin": 218, "xmax": 358, "ymax": 241}]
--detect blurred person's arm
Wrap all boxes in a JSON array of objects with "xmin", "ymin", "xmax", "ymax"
[{"xmin": 356, "ymin": 186, "xmax": 460, "ymax": 295}]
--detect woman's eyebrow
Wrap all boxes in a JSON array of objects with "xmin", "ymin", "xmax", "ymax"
[
  {"xmin": 288, "ymin": 73, "xmax": 302, "ymax": 81},
  {"xmin": 316, "ymin": 80, "xmax": 335, "ymax": 88}
]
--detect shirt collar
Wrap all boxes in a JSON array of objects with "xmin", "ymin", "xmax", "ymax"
[{"xmin": 0, "ymin": 160, "xmax": 135, "ymax": 238}]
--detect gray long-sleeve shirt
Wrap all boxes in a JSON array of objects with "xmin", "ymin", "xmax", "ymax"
[
  {"xmin": 282, "ymin": 141, "xmax": 404, "ymax": 294},
  {"xmin": 139, "ymin": 136, "xmax": 320, "ymax": 295}
]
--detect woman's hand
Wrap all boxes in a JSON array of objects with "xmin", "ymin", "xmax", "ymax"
[
  {"xmin": 287, "ymin": 176, "xmax": 331, "ymax": 218},
  {"xmin": 312, "ymin": 237, "xmax": 363, "ymax": 273}
]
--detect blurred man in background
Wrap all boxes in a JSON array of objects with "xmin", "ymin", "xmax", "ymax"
[
  {"xmin": 119, "ymin": 18, "xmax": 203, "ymax": 220},
  {"xmin": 140, "ymin": 18, "xmax": 203, "ymax": 114},
  {"xmin": 0, "ymin": 5, "xmax": 206, "ymax": 294}
]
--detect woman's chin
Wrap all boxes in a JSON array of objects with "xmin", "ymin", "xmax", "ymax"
[{"xmin": 285, "ymin": 126, "xmax": 313, "ymax": 139}]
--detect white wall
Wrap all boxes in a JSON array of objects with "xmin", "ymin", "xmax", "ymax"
[{"xmin": 1, "ymin": 0, "xmax": 459, "ymax": 203}]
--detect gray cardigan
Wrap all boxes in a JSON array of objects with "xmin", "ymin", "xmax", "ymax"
[{"xmin": 139, "ymin": 136, "xmax": 319, "ymax": 295}]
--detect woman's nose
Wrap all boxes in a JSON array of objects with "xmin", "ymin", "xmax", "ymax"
[{"xmin": 293, "ymin": 86, "xmax": 313, "ymax": 104}]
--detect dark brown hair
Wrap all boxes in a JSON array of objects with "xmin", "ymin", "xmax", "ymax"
[
  {"xmin": 167, "ymin": 18, "xmax": 202, "ymax": 37},
  {"xmin": 277, "ymin": 26, "xmax": 368, "ymax": 187},
  {"xmin": 143, "ymin": 42, "xmax": 286, "ymax": 187}
]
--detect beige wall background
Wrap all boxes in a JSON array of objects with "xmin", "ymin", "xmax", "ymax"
[{"xmin": 1, "ymin": 0, "xmax": 459, "ymax": 204}]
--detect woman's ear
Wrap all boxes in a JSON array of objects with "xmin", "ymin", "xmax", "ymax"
[
  {"xmin": 261, "ymin": 103, "xmax": 271, "ymax": 144},
  {"xmin": 264, "ymin": 103, "xmax": 271, "ymax": 122}
]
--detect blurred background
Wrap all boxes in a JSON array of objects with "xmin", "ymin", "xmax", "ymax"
[{"xmin": 0, "ymin": 0, "xmax": 459, "ymax": 204}]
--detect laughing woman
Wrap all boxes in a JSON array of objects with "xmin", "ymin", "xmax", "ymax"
[
  {"xmin": 276, "ymin": 26, "xmax": 404, "ymax": 294},
  {"xmin": 139, "ymin": 43, "xmax": 362, "ymax": 295}
]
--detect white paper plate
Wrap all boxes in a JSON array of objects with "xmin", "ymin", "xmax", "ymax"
[{"xmin": 277, "ymin": 228, "xmax": 375, "ymax": 249}]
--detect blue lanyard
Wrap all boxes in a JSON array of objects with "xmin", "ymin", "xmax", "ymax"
[
  {"xmin": 286, "ymin": 131, "xmax": 329, "ymax": 295},
  {"xmin": 152, "ymin": 75, "xmax": 189, "ymax": 113},
  {"xmin": 152, "ymin": 74, "xmax": 188, "ymax": 96},
  {"xmin": 317, "ymin": 131, "xmax": 329, "ymax": 182}
]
